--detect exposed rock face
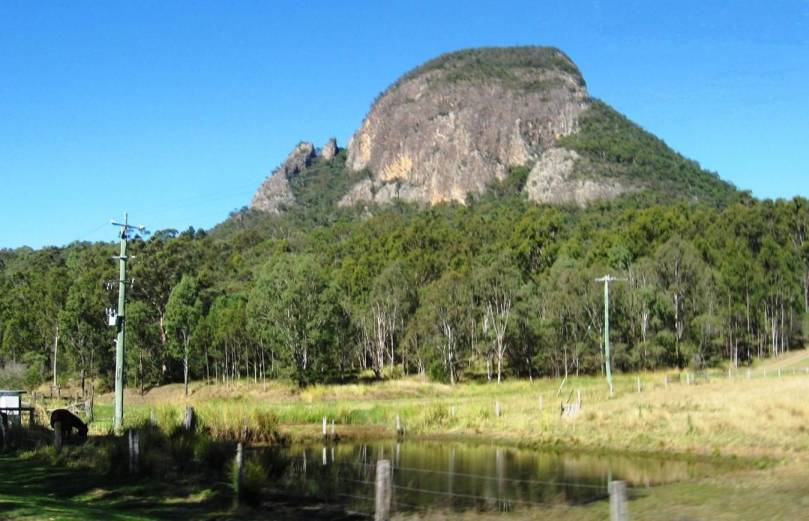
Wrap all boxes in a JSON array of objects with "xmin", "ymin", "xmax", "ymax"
[
  {"xmin": 321, "ymin": 138, "xmax": 338, "ymax": 161},
  {"xmin": 344, "ymin": 47, "xmax": 589, "ymax": 205},
  {"xmin": 251, "ymin": 141, "xmax": 316, "ymax": 213},
  {"xmin": 524, "ymin": 148, "xmax": 630, "ymax": 206}
]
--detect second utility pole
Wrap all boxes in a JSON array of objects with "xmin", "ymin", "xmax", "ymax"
[{"xmin": 595, "ymin": 275, "xmax": 624, "ymax": 397}]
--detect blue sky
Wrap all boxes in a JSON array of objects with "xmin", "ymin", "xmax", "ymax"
[{"xmin": 1, "ymin": 1, "xmax": 807, "ymax": 249}]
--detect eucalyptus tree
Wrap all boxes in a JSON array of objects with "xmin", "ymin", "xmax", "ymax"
[
  {"xmin": 248, "ymin": 254, "xmax": 333, "ymax": 386},
  {"xmin": 654, "ymin": 236, "xmax": 706, "ymax": 367},
  {"xmin": 165, "ymin": 274, "xmax": 201, "ymax": 397},
  {"xmin": 474, "ymin": 253, "xmax": 519, "ymax": 383},
  {"xmin": 366, "ymin": 260, "xmax": 414, "ymax": 377},
  {"xmin": 130, "ymin": 230, "xmax": 196, "ymax": 372},
  {"xmin": 126, "ymin": 300, "xmax": 160, "ymax": 395},
  {"xmin": 421, "ymin": 271, "xmax": 472, "ymax": 385}
]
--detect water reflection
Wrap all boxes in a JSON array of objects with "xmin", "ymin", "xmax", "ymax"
[{"xmin": 252, "ymin": 440, "xmax": 720, "ymax": 516}]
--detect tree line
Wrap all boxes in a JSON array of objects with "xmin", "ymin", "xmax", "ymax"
[{"xmin": 1, "ymin": 193, "xmax": 807, "ymax": 392}]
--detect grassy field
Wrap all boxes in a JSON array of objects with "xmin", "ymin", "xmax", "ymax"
[
  {"xmin": 4, "ymin": 350, "xmax": 809, "ymax": 520},
  {"xmin": 86, "ymin": 358, "xmax": 809, "ymax": 460}
]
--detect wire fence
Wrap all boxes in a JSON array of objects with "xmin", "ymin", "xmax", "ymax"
[{"xmin": 262, "ymin": 454, "xmax": 628, "ymax": 518}]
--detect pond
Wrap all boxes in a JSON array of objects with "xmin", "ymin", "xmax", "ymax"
[{"xmin": 248, "ymin": 440, "xmax": 723, "ymax": 518}]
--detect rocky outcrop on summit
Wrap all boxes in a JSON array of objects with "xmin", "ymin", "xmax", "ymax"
[
  {"xmin": 321, "ymin": 138, "xmax": 339, "ymax": 161},
  {"xmin": 344, "ymin": 47, "xmax": 589, "ymax": 205},
  {"xmin": 251, "ymin": 141, "xmax": 317, "ymax": 213}
]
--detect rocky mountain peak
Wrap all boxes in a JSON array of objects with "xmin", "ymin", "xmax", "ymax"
[
  {"xmin": 249, "ymin": 46, "xmax": 736, "ymax": 214},
  {"xmin": 342, "ymin": 46, "xmax": 589, "ymax": 205}
]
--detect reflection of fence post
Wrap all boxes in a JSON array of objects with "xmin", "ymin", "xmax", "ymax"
[
  {"xmin": 128, "ymin": 429, "xmax": 140, "ymax": 474},
  {"xmin": 54, "ymin": 421, "xmax": 62, "ymax": 452},
  {"xmin": 234, "ymin": 442, "xmax": 244, "ymax": 501},
  {"xmin": 610, "ymin": 480, "xmax": 629, "ymax": 521},
  {"xmin": 374, "ymin": 459, "xmax": 391, "ymax": 521}
]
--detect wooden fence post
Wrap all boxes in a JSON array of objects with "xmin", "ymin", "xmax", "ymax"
[
  {"xmin": 322, "ymin": 416, "xmax": 327, "ymax": 438},
  {"xmin": 183, "ymin": 406, "xmax": 195, "ymax": 431},
  {"xmin": 539, "ymin": 394, "xmax": 544, "ymax": 410},
  {"xmin": 395, "ymin": 414, "xmax": 404, "ymax": 437},
  {"xmin": 375, "ymin": 459, "xmax": 392, "ymax": 521},
  {"xmin": 495, "ymin": 401, "xmax": 501, "ymax": 418},
  {"xmin": 54, "ymin": 421, "xmax": 62, "ymax": 452},
  {"xmin": 664, "ymin": 374, "xmax": 668, "ymax": 389},
  {"xmin": 610, "ymin": 480, "xmax": 629, "ymax": 521},
  {"xmin": 636, "ymin": 376, "xmax": 641, "ymax": 393},
  {"xmin": 128, "ymin": 429, "xmax": 140, "ymax": 474}
]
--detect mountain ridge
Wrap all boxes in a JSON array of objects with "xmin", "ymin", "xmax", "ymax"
[{"xmin": 251, "ymin": 46, "xmax": 737, "ymax": 214}]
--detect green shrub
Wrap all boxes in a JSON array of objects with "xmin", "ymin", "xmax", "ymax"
[{"xmin": 428, "ymin": 361, "xmax": 449, "ymax": 383}]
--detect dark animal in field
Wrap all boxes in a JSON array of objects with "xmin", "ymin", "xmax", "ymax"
[{"xmin": 50, "ymin": 409, "xmax": 88, "ymax": 438}]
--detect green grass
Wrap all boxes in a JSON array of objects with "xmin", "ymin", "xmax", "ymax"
[
  {"xmin": 0, "ymin": 453, "xmax": 228, "ymax": 520},
  {"xmin": 12, "ymin": 354, "xmax": 809, "ymax": 520}
]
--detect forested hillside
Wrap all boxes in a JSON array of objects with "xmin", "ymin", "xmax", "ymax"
[{"xmin": 1, "ymin": 185, "xmax": 807, "ymax": 392}]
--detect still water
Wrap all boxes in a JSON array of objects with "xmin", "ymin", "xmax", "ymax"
[{"xmin": 250, "ymin": 440, "xmax": 722, "ymax": 516}]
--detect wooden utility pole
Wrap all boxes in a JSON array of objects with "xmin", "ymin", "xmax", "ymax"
[{"xmin": 110, "ymin": 214, "xmax": 147, "ymax": 433}]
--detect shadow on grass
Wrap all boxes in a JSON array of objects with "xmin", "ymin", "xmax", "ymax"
[{"xmin": 0, "ymin": 455, "xmax": 231, "ymax": 520}]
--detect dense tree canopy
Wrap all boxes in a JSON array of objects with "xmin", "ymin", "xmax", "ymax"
[{"xmin": 1, "ymin": 189, "xmax": 807, "ymax": 391}]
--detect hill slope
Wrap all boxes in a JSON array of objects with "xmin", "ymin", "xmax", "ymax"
[{"xmin": 251, "ymin": 46, "xmax": 737, "ymax": 213}]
